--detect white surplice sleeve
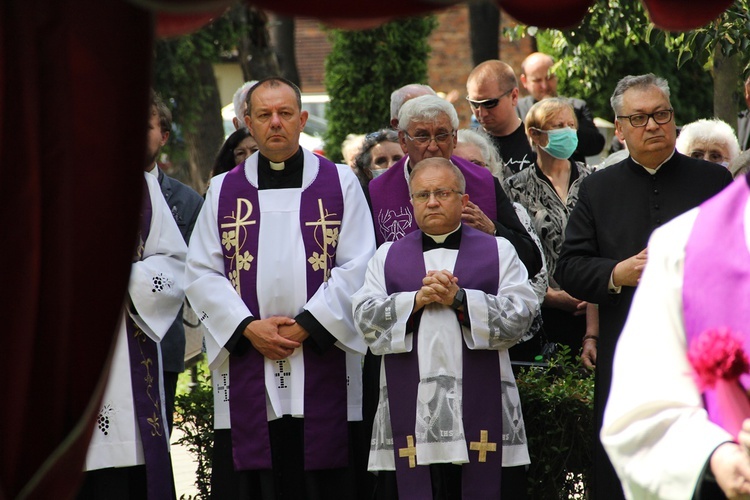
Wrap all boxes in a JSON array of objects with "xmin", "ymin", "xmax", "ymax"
[
  {"xmin": 463, "ymin": 238, "xmax": 538, "ymax": 350},
  {"xmin": 352, "ymin": 243, "xmax": 417, "ymax": 356},
  {"xmin": 128, "ymin": 173, "xmax": 187, "ymax": 342},
  {"xmin": 185, "ymin": 174, "xmax": 253, "ymax": 370},
  {"xmin": 601, "ymin": 208, "xmax": 732, "ymax": 500},
  {"xmin": 303, "ymin": 164, "xmax": 375, "ymax": 354}
]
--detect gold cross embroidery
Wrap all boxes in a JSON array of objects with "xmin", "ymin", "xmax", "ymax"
[
  {"xmin": 220, "ymin": 198, "xmax": 257, "ymax": 295},
  {"xmin": 398, "ymin": 435, "xmax": 417, "ymax": 468},
  {"xmin": 305, "ymin": 198, "xmax": 341, "ymax": 282},
  {"xmin": 469, "ymin": 430, "xmax": 497, "ymax": 463}
]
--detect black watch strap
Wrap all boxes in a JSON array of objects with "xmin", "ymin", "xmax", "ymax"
[{"xmin": 451, "ymin": 288, "xmax": 465, "ymax": 310}]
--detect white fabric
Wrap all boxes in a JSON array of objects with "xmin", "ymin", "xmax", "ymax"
[
  {"xmin": 85, "ymin": 173, "xmax": 187, "ymax": 471},
  {"xmin": 185, "ymin": 148, "xmax": 376, "ymax": 429},
  {"xmin": 352, "ymin": 236, "xmax": 537, "ymax": 469},
  {"xmin": 601, "ymin": 197, "xmax": 750, "ymax": 499}
]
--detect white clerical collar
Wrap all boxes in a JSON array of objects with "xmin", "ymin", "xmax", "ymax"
[
  {"xmin": 632, "ymin": 150, "xmax": 675, "ymax": 175},
  {"xmin": 146, "ymin": 164, "xmax": 158, "ymax": 178},
  {"xmin": 270, "ymin": 160, "xmax": 285, "ymax": 171},
  {"xmin": 424, "ymin": 223, "xmax": 462, "ymax": 244}
]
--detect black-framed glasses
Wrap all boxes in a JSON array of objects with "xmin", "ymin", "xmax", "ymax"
[
  {"xmin": 410, "ymin": 189, "xmax": 463, "ymax": 203},
  {"xmin": 466, "ymin": 89, "xmax": 513, "ymax": 110},
  {"xmin": 616, "ymin": 109, "xmax": 674, "ymax": 128},
  {"xmin": 403, "ymin": 130, "xmax": 455, "ymax": 146}
]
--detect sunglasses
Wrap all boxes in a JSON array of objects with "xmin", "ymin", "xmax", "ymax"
[{"xmin": 466, "ymin": 88, "xmax": 513, "ymax": 110}]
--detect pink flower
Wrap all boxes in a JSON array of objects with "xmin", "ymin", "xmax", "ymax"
[{"xmin": 688, "ymin": 327, "xmax": 750, "ymax": 391}]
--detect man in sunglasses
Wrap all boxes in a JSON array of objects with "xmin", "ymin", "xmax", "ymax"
[
  {"xmin": 517, "ymin": 52, "xmax": 605, "ymax": 164},
  {"xmin": 466, "ymin": 60, "xmax": 536, "ymax": 175},
  {"xmin": 555, "ymin": 73, "xmax": 733, "ymax": 500}
]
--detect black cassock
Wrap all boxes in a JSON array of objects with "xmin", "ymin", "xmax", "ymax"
[{"xmin": 555, "ymin": 152, "xmax": 732, "ymax": 499}]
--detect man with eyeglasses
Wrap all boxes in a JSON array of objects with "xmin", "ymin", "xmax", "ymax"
[
  {"xmin": 364, "ymin": 93, "xmax": 542, "ymax": 498},
  {"xmin": 555, "ymin": 73, "xmax": 733, "ymax": 500},
  {"xmin": 466, "ymin": 60, "xmax": 536, "ymax": 175},
  {"xmin": 516, "ymin": 52, "xmax": 605, "ymax": 164},
  {"xmin": 353, "ymin": 157, "xmax": 538, "ymax": 499}
]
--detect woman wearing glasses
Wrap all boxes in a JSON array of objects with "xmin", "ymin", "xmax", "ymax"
[
  {"xmin": 352, "ymin": 129, "xmax": 403, "ymax": 187},
  {"xmin": 503, "ymin": 98, "xmax": 596, "ymax": 360}
]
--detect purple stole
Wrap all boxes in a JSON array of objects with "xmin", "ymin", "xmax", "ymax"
[
  {"xmin": 369, "ymin": 155, "xmax": 498, "ymax": 246},
  {"xmin": 125, "ymin": 179, "xmax": 174, "ymax": 500},
  {"xmin": 683, "ymin": 175, "xmax": 750, "ymax": 431},
  {"xmin": 218, "ymin": 155, "xmax": 349, "ymax": 471},
  {"xmin": 383, "ymin": 225, "xmax": 503, "ymax": 499}
]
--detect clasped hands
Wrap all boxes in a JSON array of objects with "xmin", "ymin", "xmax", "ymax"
[
  {"xmin": 414, "ymin": 269, "xmax": 460, "ymax": 312},
  {"xmin": 243, "ymin": 317, "xmax": 309, "ymax": 360}
]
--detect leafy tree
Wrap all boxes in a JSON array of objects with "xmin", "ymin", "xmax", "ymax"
[
  {"xmin": 154, "ymin": 3, "xmax": 280, "ymax": 191},
  {"xmin": 504, "ymin": 0, "xmax": 750, "ymax": 129},
  {"xmin": 324, "ymin": 16, "xmax": 438, "ymax": 162}
]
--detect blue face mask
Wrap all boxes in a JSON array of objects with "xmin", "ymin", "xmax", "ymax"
[{"xmin": 537, "ymin": 127, "xmax": 578, "ymax": 160}]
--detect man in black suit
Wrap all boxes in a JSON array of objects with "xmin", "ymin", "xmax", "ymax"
[
  {"xmin": 145, "ymin": 90, "xmax": 204, "ymax": 431},
  {"xmin": 516, "ymin": 52, "xmax": 605, "ymax": 164},
  {"xmin": 555, "ymin": 74, "xmax": 733, "ymax": 499}
]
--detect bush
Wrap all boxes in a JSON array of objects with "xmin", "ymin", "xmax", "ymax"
[
  {"xmin": 516, "ymin": 346, "xmax": 595, "ymax": 499},
  {"xmin": 174, "ymin": 370, "xmax": 214, "ymax": 499}
]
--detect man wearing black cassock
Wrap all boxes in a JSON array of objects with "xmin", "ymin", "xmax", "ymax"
[{"xmin": 555, "ymin": 73, "xmax": 733, "ymax": 500}]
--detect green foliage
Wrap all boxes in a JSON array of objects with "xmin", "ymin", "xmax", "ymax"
[
  {"xmin": 516, "ymin": 346, "xmax": 595, "ymax": 499},
  {"xmin": 503, "ymin": 0, "xmax": 750, "ymax": 125},
  {"xmin": 324, "ymin": 16, "xmax": 438, "ymax": 162},
  {"xmin": 174, "ymin": 369, "xmax": 214, "ymax": 499}
]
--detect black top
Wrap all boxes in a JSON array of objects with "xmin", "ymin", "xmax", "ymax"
[{"xmin": 487, "ymin": 122, "xmax": 536, "ymax": 174}]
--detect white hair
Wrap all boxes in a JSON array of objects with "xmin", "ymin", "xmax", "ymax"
[
  {"xmin": 676, "ymin": 118, "xmax": 740, "ymax": 162},
  {"xmin": 390, "ymin": 84, "xmax": 436, "ymax": 122},
  {"xmin": 398, "ymin": 95, "xmax": 459, "ymax": 131},
  {"xmin": 233, "ymin": 81, "xmax": 258, "ymax": 129},
  {"xmin": 456, "ymin": 128, "xmax": 504, "ymax": 178}
]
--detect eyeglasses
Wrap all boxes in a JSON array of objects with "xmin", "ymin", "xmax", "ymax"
[
  {"xmin": 403, "ymin": 130, "xmax": 455, "ymax": 146},
  {"xmin": 410, "ymin": 189, "xmax": 463, "ymax": 203},
  {"xmin": 616, "ymin": 109, "xmax": 674, "ymax": 128},
  {"xmin": 466, "ymin": 89, "xmax": 513, "ymax": 110}
]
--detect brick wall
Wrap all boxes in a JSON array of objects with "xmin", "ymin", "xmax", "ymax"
[{"xmin": 295, "ymin": 8, "xmax": 534, "ymax": 127}]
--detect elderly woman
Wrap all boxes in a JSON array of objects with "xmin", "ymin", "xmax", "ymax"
[
  {"xmin": 676, "ymin": 118, "xmax": 740, "ymax": 167},
  {"xmin": 351, "ymin": 128, "xmax": 402, "ymax": 187},
  {"xmin": 455, "ymin": 128, "xmax": 512, "ymax": 180},
  {"xmin": 504, "ymin": 97, "xmax": 596, "ymax": 359}
]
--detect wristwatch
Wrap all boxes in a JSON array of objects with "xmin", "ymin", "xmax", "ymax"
[{"xmin": 451, "ymin": 288, "xmax": 465, "ymax": 310}]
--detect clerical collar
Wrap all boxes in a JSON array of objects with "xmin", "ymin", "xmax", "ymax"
[
  {"xmin": 258, "ymin": 148, "xmax": 304, "ymax": 172},
  {"xmin": 422, "ymin": 224, "xmax": 462, "ymax": 251},
  {"xmin": 257, "ymin": 147, "xmax": 305, "ymax": 190},
  {"xmin": 631, "ymin": 150, "xmax": 675, "ymax": 175}
]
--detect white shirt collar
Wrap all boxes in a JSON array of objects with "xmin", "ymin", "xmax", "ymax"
[{"xmin": 631, "ymin": 150, "xmax": 675, "ymax": 175}]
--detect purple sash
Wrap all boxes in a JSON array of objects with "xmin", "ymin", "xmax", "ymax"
[
  {"xmin": 218, "ymin": 155, "xmax": 349, "ymax": 471},
  {"xmin": 383, "ymin": 225, "xmax": 503, "ymax": 499},
  {"xmin": 126, "ymin": 180, "xmax": 174, "ymax": 500},
  {"xmin": 369, "ymin": 155, "xmax": 498, "ymax": 246},
  {"xmin": 684, "ymin": 175, "xmax": 750, "ymax": 431}
]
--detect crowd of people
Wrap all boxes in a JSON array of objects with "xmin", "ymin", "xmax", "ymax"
[{"xmin": 81, "ymin": 50, "xmax": 750, "ymax": 500}]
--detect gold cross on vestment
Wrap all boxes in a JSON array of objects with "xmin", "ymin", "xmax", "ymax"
[
  {"xmin": 220, "ymin": 198, "xmax": 257, "ymax": 295},
  {"xmin": 398, "ymin": 435, "xmax": 417, "ymax": 468},
  {"xmin": 469, "ymin": 430, "xmax": 497, "ymax": 463},
  {"xmin": 305, "ymin": 198, "xmax": 341, "ymax": 282}
]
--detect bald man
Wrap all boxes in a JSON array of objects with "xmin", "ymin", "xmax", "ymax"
[{"xmin": 517, "ymin": 52, "xmax": 605, "ymax": 163}]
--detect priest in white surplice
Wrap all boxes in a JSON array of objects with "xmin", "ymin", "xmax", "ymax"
[
  {"xmin": 601, "ymin": 172, "xmax": 750, "ymax": 499},
  {"xmin": 353, "ymin": 158, "xmax": 537, "ymax": 499},
  {"xmin": 80, "ymin": 172, "xmax": 186, "ymax": 500},
  {"xmin": 185, "ymin": 77, "xmax": 375, "ymax": 499}
]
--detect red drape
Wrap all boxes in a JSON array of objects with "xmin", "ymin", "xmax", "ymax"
[{"xmin": 0, "ymin": 1, "xmax": 153, "ymax": 498}]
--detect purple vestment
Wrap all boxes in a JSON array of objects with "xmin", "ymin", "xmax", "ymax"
[
  {"xmin": 217, "ymin": 155, "xmax": 350, "ymax": 471},
  {"xmin": 368, "ymin": 155, "xmax": 498, "ymax": 247},
  {"xmin": 382, "ymin": 225, "xmax": 504, "ymax": 499},
  {"xmin": 684, "ymin": 175, "xmax": 750, "ymax": 432}
]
